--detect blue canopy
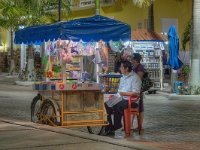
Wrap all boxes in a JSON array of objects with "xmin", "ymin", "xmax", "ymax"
[
  {"xmin": 167, "ymin": 25, "xmax": 183, "ymax": 70},
  {"xmin": 14, "ymin": 15, "xmax": 131, "ymax": 44}
]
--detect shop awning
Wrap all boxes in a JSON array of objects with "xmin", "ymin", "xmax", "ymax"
[
  {"xmin": 14, "ymin": 15, "xmax": 131, "ymax": 44},
  {"xmin": 131, "ymin": 29, "xmax": 167, "ymax": 42}
]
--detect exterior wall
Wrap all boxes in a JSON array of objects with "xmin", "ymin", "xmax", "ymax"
[
  {"xmin": 71, "ymin": 4, "xmax": 148, "ymax": 30},
  {"xmin": 154, "ymin": 0, "xmax": 192, "ymax": 50},
  {"xmin": 71, "ymin": 0, "xmax": 192, "ymax": 50},
  {"xmin": 1, "ymin": 0, "xmax": 192, "ymax": 51}
]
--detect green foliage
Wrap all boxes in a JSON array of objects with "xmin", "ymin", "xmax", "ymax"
[
  {"xmin": 0, "ymin": 0, "xmax": 72, "ymax": 32},
  {"xmin": 42, "ymin": 0, "xmax": 72, "ymax": 20},
  {"xmin": 0, "ymin": 0, "xmax": 24, "ymax": 32},
  {"xmin": 181, "ymin": 65, "xmax": 190, "ymax": 77},
  {"xmin": 181, "ymin": 19, "xmax": 192, "ymax": 50},
  {"xmin": 0, "ymin": 0, "xmax": 72, "ymax": 71},
  {"xmin": 5, "ymin": 67, "xmax": 10, "ymax": 73},
  {"xmin": 133, "ymin": 0, "xmax": 153, "ymax": 7},
  {"xmin": 178, "ymin": 85, "xmax": 200, "ymax": 95},
  {"xmin": 193, "ymin": 86, "xmax": 200, "ymax": 95},
  {"xmin": 14, "ymin": 66, "xmax": 19, "ymax": 72}
]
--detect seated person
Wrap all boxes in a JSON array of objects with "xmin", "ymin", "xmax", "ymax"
[{"xmin": 103, "ymin": 60, "xmax": 141, "ymax": 136}]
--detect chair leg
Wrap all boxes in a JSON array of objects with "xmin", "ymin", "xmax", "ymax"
[
  {"xmin": 124, "ymin": 110, "xmax": 131, "ymax": 137},
  {"xmin": 137, "ymin": 115, "xmax": 141, "ymax": 135},
  {"xmin": 139, "ymin": 112, "xmax": 144, "ymax": 128}
]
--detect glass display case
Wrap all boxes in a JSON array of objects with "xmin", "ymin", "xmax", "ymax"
[{"xmin": 99, "ymin": 74, "xmax": 122, "ymax": 94}]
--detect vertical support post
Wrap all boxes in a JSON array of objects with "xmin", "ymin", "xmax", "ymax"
[
  {"xmin": 96, "ymin": 64, "xmax": 101, "ymax": 83},
  {"xmin": 61, "ymin": 91, "xmax": 64, "ymax": 126},
  {"xmin": 20, "ymin": 43, "xmax": 25, "ymax": 70},
  {"xmin": 102, "ymin": 94, "xmax": 105, "ymax": 124},
  {"xmin": 62, "ymin": 62, "xmax": 66, "ymax": 84},
  {"xmin": 95, "ymin": 0, "xmax": 100, "ymax": 15},
  {"xmin": 171, "ymin": 69, "xmax": 178, "ymax": 92},
  {"xmin": 58, "ymin": 0, "xmax": 61, "ymax": 22}
]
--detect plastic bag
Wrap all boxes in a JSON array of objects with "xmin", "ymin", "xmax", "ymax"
[{"xmin": 92, "ymin": 49, "xmax": 102, "ymax": 64}]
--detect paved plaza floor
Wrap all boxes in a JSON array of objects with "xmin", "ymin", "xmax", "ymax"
[{"xmin": 0, "ymin": 76, "xmax": 200, "ymax": 150}]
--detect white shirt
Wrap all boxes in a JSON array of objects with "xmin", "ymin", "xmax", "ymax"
[{"xmin": 118, "ymin": 70, "xmax": 141, "ymax": 100}]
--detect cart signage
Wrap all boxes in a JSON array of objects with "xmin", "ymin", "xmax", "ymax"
[
  {"xmin": 42, "ymin": 84, "xmax": 47, "ymax": 90},
  {"xmin": 59, "ymin": 84, "xmax": 65, "ymax": 90},
  {"xmin": 35, "ymin": 84, "xmax": 40, "ymax": 90},
  {"xmin": 72, "ymin": 84, "xmax": 78, "ymax": 89},
  {"xmin": 51, "ymin": 84, "xmax": 56, "ymax": 90}
]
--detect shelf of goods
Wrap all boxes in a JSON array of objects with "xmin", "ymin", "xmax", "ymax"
[
  {"xmin": 34, "ymin": 53, "xmax": 41, "ymax": 68},
  {"xmin": 107, "ymin": 54, "xmax": 115, "ymax": 72},
  {"xmin": 99, "ymin": 74, "xmax": 122, "ymax": 102},
  {"xmin": 66, "ymin": 56, "xmax": 82, "ymax": 80},
  {"xmin": 133, "ymin": 43, "xmax": 164, "ymax": 91}
]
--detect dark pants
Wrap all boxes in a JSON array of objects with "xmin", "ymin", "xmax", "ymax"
[{"xmin": 104, "ymin": 100, "xmax": 128, "ymax": 131}]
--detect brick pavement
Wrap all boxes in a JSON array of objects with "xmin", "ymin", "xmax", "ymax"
[{"xmin": 0, "ymin": 76, "xmax": 200, "ymax": 150}]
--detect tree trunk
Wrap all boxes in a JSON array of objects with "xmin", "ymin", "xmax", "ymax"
[
  {"xmin": 27, "ymin": 45, "xmax": 35, "ymax": 81},
  {"xmin": 147, "ymin": 3, "xmax": 154, "ymax": 31},
  {"xmin": 190, "ymin": 0, "xmax": 200, "ymax": 87},
  {"xmin": 10, "ymin": 30, "xmax": 15, "ymax": 74}
]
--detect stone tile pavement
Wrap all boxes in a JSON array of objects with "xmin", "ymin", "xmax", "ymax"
[
  {"xmin": 0, "ymin": 118, "xmax": 162, "ymax": 150},
  {"xmin": 0, "ymin": 76, "xmax": 200, "ymax": 150}
]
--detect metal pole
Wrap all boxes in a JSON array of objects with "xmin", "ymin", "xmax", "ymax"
[
  {"xmin": 94, "ymin": 0, "xmax": 100, "ymax": 82},
  {"xmin": 58, "ymin": 0, "xmax": 61, "ymax": 21},
  {"xmin": 95, "ymin": 0, "xmax": 100, "ymax": 15}
]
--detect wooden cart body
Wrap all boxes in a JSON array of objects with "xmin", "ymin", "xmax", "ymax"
[{"xmin": 32, "ymin": 82, "xmax": 108, "ymax": 128}]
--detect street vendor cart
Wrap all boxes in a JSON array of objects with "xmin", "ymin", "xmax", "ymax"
[{"xmin": 14, "ymin": 15, "xmax": 131, "ymax": 135}]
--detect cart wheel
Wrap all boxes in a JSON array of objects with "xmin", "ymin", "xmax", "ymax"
[
  {"xmin": 153, "ymin": 90, "xmax": 156, "ymax": 94},
  {"xmin": 87, "ymin": 126, "xmax": 105, "ymax": 135},
  {"xmin": 40, "ymin": 99, "xmax": 59, "ymax": 126},
  {"xmin": 31, "ymin": 94, "xmax": 42, "ymax": 123}
]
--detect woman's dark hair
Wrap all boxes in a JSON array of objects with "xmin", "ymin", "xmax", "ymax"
[
  {"xmin": 121, "ymin": 60, "xmax": 132, "ymax": 72},
  {"xmin": 131, "ymin": 53, "xmax": 142, "ymax": 63}
]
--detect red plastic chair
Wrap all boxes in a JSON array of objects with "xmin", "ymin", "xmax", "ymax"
[
  {"xmin": 123, "ymin": 92, "xmax": 142, "ymax": 136},
  {"xmin": 108, "ymin": 91, "xmax": 142, "ymax": 137}
]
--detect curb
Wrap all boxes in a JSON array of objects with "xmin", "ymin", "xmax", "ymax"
[
  {"xmin": 168, "ymin": 93, "xmax": 200, "ymax": 100},
  {"xmin": 0, "ymin": 118, "xmax": 165, "ymax": 150},
  {"xmin": 15, "ymin": 80, "xmax": 34, "ymax": 86}
]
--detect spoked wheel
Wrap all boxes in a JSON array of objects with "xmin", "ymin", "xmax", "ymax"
[
  {"xmin": 31, "ymin": 94, "xmax": 42, "ymax": 123},
  {"xmin": 87, "ymin": 126, "xmax": 105, "ymax": 135},
  {"xmin": 40, "ymin": 100, "xmax": 59, "ymax": 126}
]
